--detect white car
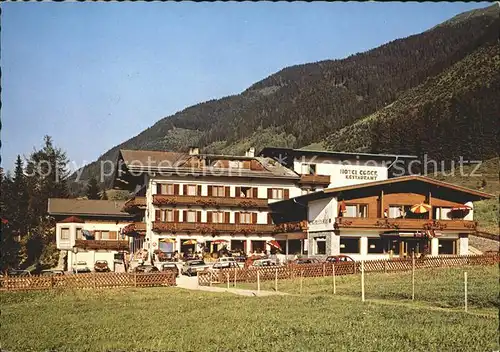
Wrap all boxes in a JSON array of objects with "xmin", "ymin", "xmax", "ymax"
[
  {"xmin": 210, "ymin": 261, "xmax": 240, "ymax": 271},
  {"xmin": 214, "ymin": 257, "xmax": 242, "ymax": 268},
  {"xmin": 251, "ymin": 259, "xmax": 278, "ymax": 267},
  {"xmin": 72, "ymin": 261, "xmax": 91, "ymax": 273}
]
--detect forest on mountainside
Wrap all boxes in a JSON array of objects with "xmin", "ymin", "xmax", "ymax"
[{"xmin": 69, "ymin": 5, "xmax": 500, "ymax": 192}]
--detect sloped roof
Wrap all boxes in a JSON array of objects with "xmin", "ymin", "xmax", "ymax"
[
  {"xmin": 117, "ymin": 149, "xmax": 299, "ymax": 179},
  {"xmin": 48, "ymin": 198, "xmax": 133, "ymax": 218}
]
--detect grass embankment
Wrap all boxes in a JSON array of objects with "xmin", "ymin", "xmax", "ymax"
[
  {"xmin": 1, "ymin": 266, "xmax": 498, "ymax": 352},
  {"xmin": 227, "ymin": 266, "xmax": 498, "ymax": 311}
]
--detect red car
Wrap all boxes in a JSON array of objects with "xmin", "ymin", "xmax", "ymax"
[{"xmin": 325, "ymin": 255, "xmax": 354, "ymax": 263}]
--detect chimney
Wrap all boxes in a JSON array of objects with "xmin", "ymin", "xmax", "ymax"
[
  {"xmin": 245, "ymin": 147, "xmax": 255, "ymax": 157},
  {"xmin": 189, "ymin": 146, "xmax": 199, "ymax": 156}
]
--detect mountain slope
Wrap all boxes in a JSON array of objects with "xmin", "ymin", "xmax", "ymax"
[
  {"xmin": 324, "ymin": 41, "xmax": 500, "ymax": 161},
  {"xmin": 70, "ymin": 5, "xmax": 500, "ymax": 192}
]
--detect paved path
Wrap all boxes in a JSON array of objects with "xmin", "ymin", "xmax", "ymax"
[{"xmin": 176, "ymin": 275, "xmax": 288, "ymax": 297}]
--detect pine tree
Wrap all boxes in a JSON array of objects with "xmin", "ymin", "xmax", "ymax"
[
  {"xmin": 12, "ymin": 155, "xmax": 30, "ymax": 238},
  {"xmin": 0, "ymin": 171, "xmax": 21, "ymax": 270},
  {"xmin": 86, "ymin": 177, "xmax": 100, "ymax": 200}
]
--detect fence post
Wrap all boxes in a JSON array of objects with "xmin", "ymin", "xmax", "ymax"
[
  {"xmin": 196, "ymin": 272, "xmax": 199, "ymax": 289},
  {"xmin": 275, "ymin": 268, "xmax": 278, "ymax": 292},
  {"xmin": 354, "ymin": 262, "xmax": 357, "ymax": 274},
  {"xmin": 209, "ymin": 272, "xmax": 212, "ymax": 287},
  {"xmin": 464, "ymin": 271, "xmax": 468, "ymax": 313},
  {"xmin": 300, "ymin": 270, "xmax": 303, "ymax": 295},
  {"xmin": 134, "ymin": 272, "xmax": 137, "ymax": 288},
  {"xmin": 234, "ymin": 269, "xmax": 237, "ymax": 288},
  {"xmin": 226, "ymin": 272, "xmax": 230, "ymax": 290},
  {"xmin": 323, "ymin": 263, "xmax": 325, "ymax": 277},
  {"xmin": 257, "ymin": 270, "xmax": 260, "ymax": 294},
  {"xmin": 332, "ymin": 264, "xmax": 336, "ymax": 294},
  {"xmin": 93, "ymin": 273, "xmax": 97, "ymax": 289},
  {"xmin": 412, "ymin": 253, "xmax": 415, "ymax": 301},
  {"xmin": 361, "ymin": 260, "xmax": 365, "ymax": 302},
  {"xmin": 384, "ymin": 261, "xmax": 387, "ymax": 273}
]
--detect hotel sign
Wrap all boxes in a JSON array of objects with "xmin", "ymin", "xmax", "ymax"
[{"xmin": 339, "ymin": 168, "xmax": 379, "ymax": 181}]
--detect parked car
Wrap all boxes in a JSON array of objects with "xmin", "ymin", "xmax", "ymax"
[
  {"xmin": 41, "ymin": 269, "xmax": 65, "ymax": 276},
  {"xmin": 94, "ymin": 260, "xmax": 110, "ymax": 272},
  {"xmin": 181, "ymin": 260, "xmax": 209, "ymax": 276},
  {"xmin": 292, "ymin": 258, "xmax": 320, "ymax": 265},
  {"xmin": 251, "ymin": 259, "xmax": 278, "ymax": 267},
  {"xmin": 73, "ymin": 261, "xmax": 91, "ymax": 274},
  {"xmin": 214, "ymin": 257, "xmax": 242, "ymax": 268},
  {"xmin": 134, "ymin": 265, "xmax": 160, "ymax": 273},
  {"xmin": 161, "ymin": 263, "xmax": 179, "ymax": 277},
  {"xmin": 7, "ymin": 269, "xmax": 31, "ymax": 277},
  {"xmin": 211, "ymin": 261, "xmax": 240, "ymax": 271},
  {"xmin": 325, "ymin": 255, "xmax": 355, "ymax": 263}
]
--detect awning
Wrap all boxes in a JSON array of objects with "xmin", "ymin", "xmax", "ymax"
[
  {"xmin": 159, "ymin": 238, "xmax": 176, "ymax": 243},
  {"xmin": 211, "ymin": 239, "xmax": 228, "ymax": 245},
  {"xmin": 267, "ymin": 240, "xmax": 282, "ymax": 251}
]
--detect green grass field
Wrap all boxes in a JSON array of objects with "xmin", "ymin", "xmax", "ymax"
[{"xmin": 1, "ymin": 266, "xmax": 498, "ymax": 352}]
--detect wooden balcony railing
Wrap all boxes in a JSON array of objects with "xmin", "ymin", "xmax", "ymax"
[
  {"xmin": 274, "ymin": 220, "xmax": 308, "ymax": 233},
  {"xmin": 299, "ymin": 174, "xmax": 331, "ymax": 185},
  {"xmin": 152, "ymin": 195, "xmax": 269, "ymax": 209},
  {"xmin": 74, "ymin": 239, "xmax": 129, "ymax": 251},
  {"xmin": 122, "ymin": 222, "xmax": 146, "ymax": 235},
  {"xmin": 152, "ymin": 221, "xmax": 283, "ymax": 235},
  {"xmin": 123, "ymin": 197, "xmax": 147, "ymax": 212},
  {"xmin": 334, "ymin": 217, "xmax": 477, "ymax": 231}
]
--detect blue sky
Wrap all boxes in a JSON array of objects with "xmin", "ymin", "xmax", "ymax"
[{"xmin": 0, "ymin": 2, "xmax": 491, "ymax": 172}]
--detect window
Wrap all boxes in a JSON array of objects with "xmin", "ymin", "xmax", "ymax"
[
  {"xmin": 212, "ymin": 211, "xmax": 224, "ymax": 223},
  {"xmin": 212, "ymin": 186, "xmax": 225, "ymax": 197},
  {"xmin": 185, "ymin": 211, "xmax": 197, "ymax": 223},
  {"xmin": 100, "ymin": 231, "xmax": 110, "ymax": 240},
  {"xmin": 239, "ymin": 186, "xmax": 253, "ymax": 198},
  {"xmin": 272, "ymin": 188, "xmax": 284, "ymax": 200},
  {"xmin": 439, "ymin": 240, "xmax": 456, "ymax": 255},
  {"xmin": 340, "ymin": 238, "xmax": 360, "ymax": 254},
  {"xmin": 368, "ymin": 238, "xmax": 384, "ymax": 254},
  {"xmin": 315, "ymin": 237, "xmax": 326, "ymax": 255},
  {"xmin": 164, "ymin": 209, "xmax": 175, "ymax": 222},
  {"xmin": 301, "ymin": 163, "xmax": 316, "ymax": 175},
  {"xmin": 158, "ymin": 184, "xmax": 175, "ymax": 195},
  {"xmin": 186, "ymin": 185, "xmax": 197, "ymax": 196},
  {"xmin": 76, "ymin": 228, "xmax": 84, "ymax": 240},
  {"xmin": 345, "ymin": 204, "xmax": 368, "ymax": 218},
  {"xmin": 240, "ymin": 212, "xmax": 252, "ymax": 224},
  {"xmin": 61, "ymin": 228, "xmax": 70, "ymax": 240}
]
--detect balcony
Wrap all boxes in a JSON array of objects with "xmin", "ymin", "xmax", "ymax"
[
  {"xmin": 274, "ymin": 221, "xmax": 308, "ymax": 233},
  {"xmin": 152, "ymin": 221, "xmax": 277, "ymax": 235},
  {"xmin": 122, "ymin": 222, "xmax": 146, "ymax": 235},
  {"xmin": 74, "ymin": 239, "xmax": 129, "ymax": 251},
  {"xmin": 299, "ymin": 174, "xmax": 331, "ymax": 186},
  {"xmin": 334, "ymin": 217, "xmax": 477, "ymax": 232},
  {"xmin": 152, "ymin": 194, "xmax": 269, "ymax": 209},
  {"xmin": 123, "ymin": 197, "xmax": 147, "ymax": 212}
]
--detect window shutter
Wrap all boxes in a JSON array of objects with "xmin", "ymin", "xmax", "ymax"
[
  {"xmin": 156, "ymin": 183, "xmax": 162, "ymax": 195},
  {"xmin": 224, "ymin": 212, "xmax": 230, "ymax": 223},
  {"xmin": 155, "ymin": 209, "xmax": 161, "ymax": 221},
  {"xmin": 207, "ymin": 211, "xmax": 212, "ymax": 223},
  {"xmin": 284, "ymin": 189, "xmax": 290, "ymax": 199},
  {"xmin": 174, "ymin": 210, "xmax": 180, "ymax": 222},
  {"xmin": 197, "ymin": 211, "xmax": 202, "ymax": 223},
  {"xmin": 174, "ymin": 184, "xmax": 179, "ymax": 195},
  {"xmin": 109, "ymin": 231, "xmax": 117, "ymax": 240},
  {"xmin": 183, "ymin": 185, "xmax": 188, "ymax": 195},
  {"xmin": 208, "ymin": 185, "xmax": 213, "ymax": 197},
  {"xmin": 235, "ymin": 212, "xmax": 240, "ymax": 224},
  {"xmin": 183, "ymin": 210, "xmax": 187, "ymax": 222},
  {"xmin": 197, "ymin": 185, "xmax": 202, "ymax": 196},
  {"xmin": 252, "ymin": 188, "xmax": 258, "ymax": 198},
  {"xmin": 267, "ymin": 188, "xmax": 273, "ymax": 199},
  {"xmin": 267, "ymin": 213, "xmax": 273, "ymax": 224},
  {"xmin": 252, "ymin": 213, "xmax": 258, "ymax": 224},
  {"xmin": 225, "ymin": 186, "xmax": 230, "ymax": 197},
  {"xmin": 235, "ymin": 187, "xmax": 241, "ymax": 198}
]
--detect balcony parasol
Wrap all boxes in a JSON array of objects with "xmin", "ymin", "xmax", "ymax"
[
  {"xmin": 182, "ymin": 239, "xmax": 197, "ymax": 245},
  {"xmin": 267, "ymin": 240, "xmax": 282, "ymax": 251},
  {"xmin": 159, "ymin": 238, "xmax": 176, "ymax": 243},
  {"xmin": 410, "ymin": 203, "xmax": 431, "ymax": 214},
  {"xmin": 211, "ymin": 239, "xmax": 228, "ymax": 245}
]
